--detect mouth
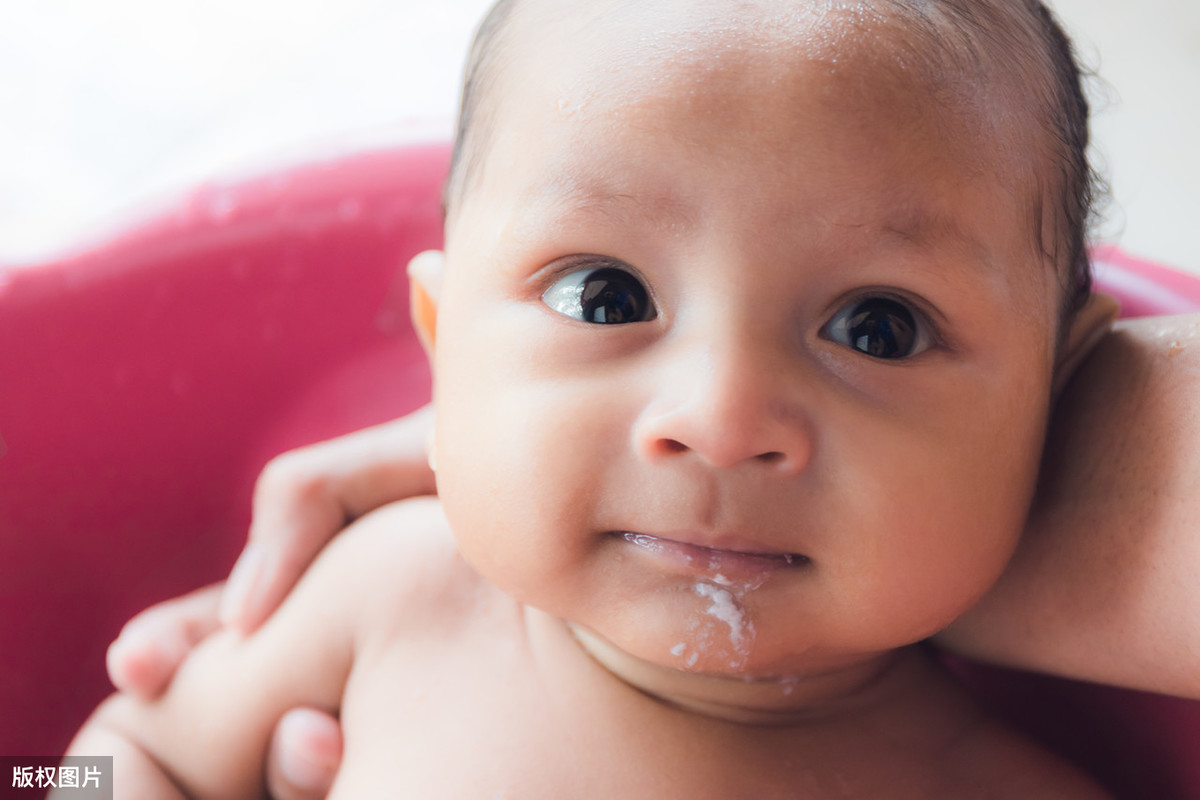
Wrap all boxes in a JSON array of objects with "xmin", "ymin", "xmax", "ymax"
[{"xmin": 617, "ymin": 532, "xmax": 811, "ymax": 580}]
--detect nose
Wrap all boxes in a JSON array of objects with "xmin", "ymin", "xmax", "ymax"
[{"xmin": 632, "ymin": 336, "xmax": 814, "ymax": 476}]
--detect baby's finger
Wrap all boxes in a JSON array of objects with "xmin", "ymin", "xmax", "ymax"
[
  {"xmin": 105, "ymin": 583, "xmax": 223, "ymax": 699},
  {"xmin": 266, "ymin": 707, "xmax": 343, "ymax": 800}
]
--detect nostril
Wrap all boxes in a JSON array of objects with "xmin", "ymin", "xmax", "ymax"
[
  {"xmin": 758, "ymin": 451, "xmax": 786, "ymax": 464},
  {"xmin": 660, "ymin": 439, "xmax": 689, "ymax": 454}
]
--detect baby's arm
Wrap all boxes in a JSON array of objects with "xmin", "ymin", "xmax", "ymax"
[
  {"xmin": 938, "ymin": 314, "xmax": 1200, "ymax": 697},
  {"xmin": 66, "ymin": 497, "xmax": 445, "ymax": 798}
]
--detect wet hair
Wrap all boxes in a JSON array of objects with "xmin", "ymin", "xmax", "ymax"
[
  {"xmin": 442, "ymin": 0, "xmax": 520, "ymax": 223},
  {"xmin": 877, "ymin": 0, "xmax": 1101, "ymax": 320},
  {"xmin": 443, "ymin": 0, "xmax": 1101, "ymax": 320}
]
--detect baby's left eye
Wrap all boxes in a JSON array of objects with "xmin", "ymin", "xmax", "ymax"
[
  {"xmin": 541, "ymin": 266, "xmax": 657, "ymax": 324},
  {"xmin": 822, "ymin": 296, "xmax": 931, "ymax": 359}
]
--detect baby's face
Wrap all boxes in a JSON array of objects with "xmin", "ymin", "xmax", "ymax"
[{"xmin": 430, "ymin": 1, "xmax": 1062, "ymax": 680}]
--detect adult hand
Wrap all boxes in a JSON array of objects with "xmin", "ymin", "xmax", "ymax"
[
  {"xmin": 106, "ymin": 584, "xmax": 223, "ymax": 698},
  {"xmin": 105, "ymin": 586, "xmax": 344, "ymax": 799},
  {"xmin": 221, "ymin": 405, "xmax": 437, "ymax": 632},
  {"xmin": 105, "ymin": 404, "xmax": 436, "ymax": 796},
  {"xmin": 109, "ymin": 402, "xmax": 436, "ymax": 682},
  {"xmin": 265, "ymin": 708, "xmax": 344, "ymax": 800},
  {"xmin": 107, "ymin": 406, "xmax": 436, "ymax": 695}
]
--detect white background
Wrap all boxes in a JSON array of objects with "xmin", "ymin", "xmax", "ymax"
[{"xmin": 2, "ymin": 0, "xmax": 1197, "ymax": 272}]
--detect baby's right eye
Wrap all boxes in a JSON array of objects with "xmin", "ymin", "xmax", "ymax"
[{"xmin": 541, "ymin": 266, "xmax": 657, "ymax": 324}]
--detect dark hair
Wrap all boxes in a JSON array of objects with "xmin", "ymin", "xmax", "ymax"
[
  {"xmin": 442, "ymin": 0, "xmax": 519, "ymax": 219},
  {"xmin": 445, "ymin": 0, "xmax": 1101, "ymax": 319},
  {"xmin": 881, "ymin": 0, "xmax": 1101, "ymax": 319},
  {"xmin": 1030, "ymin": 0, "xmax": 1101, "ymax": 319}
]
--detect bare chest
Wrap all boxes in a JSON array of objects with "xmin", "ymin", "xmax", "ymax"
[
  {"xmin": 332, "ymin": 622, "xmax": 735, "ymax": 798},
  {"xmin": 329, "ymin": 615, "xmax": 1102, "ymax": 800}
]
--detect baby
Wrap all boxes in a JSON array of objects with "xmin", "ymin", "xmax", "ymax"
[{"xmin": 68, "ymin": 0, "xmax": 1123, "ymax": 796}]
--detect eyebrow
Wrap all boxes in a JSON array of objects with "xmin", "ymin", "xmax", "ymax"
[
  {"xmin": 865, "ymin": 200, "xmax": 980, "ymax": 249},
  {"xmin": 516, "ymin": 173, "xmax": 700, "ymax": 233},
  {"xmin": 515, "ymin": 172, "xmax": 998, "ymax": 280}
]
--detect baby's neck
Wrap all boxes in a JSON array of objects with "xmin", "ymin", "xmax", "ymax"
[{"xmin": 523, "ymin": 607, "xmax": 925, "ymax": 726}]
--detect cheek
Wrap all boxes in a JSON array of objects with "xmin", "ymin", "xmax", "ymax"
[
  {"xmin": 431, "ymin": 331, "xmax": 636, "ymax": 607},
  {"xmin": 824, "ymin": 367, "xmax": 1051, "ymax": 639}
]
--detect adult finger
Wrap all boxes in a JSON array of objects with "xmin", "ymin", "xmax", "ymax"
[
  {"xmin": 106, "ymin": 583, "xmax": 223, "ymax": 699},
  {"xmin": 265, "ymin": 707, "xmax": 343, "ymax": 800},
  {"xmin": 220, "ymin": 405, "xmax": 437, "ymax": 633}
]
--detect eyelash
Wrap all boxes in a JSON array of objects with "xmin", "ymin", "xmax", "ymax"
[
  {"xmin": 538, "ymin": 259, "xmax": 940, "ymax": 359},
  {"xmin": 820, "ymin": 292, "xmax": 939, "ymax": 361},
  {"xmin": 539, "ymin": 259, "xmax": 658, "ymax": 325}
]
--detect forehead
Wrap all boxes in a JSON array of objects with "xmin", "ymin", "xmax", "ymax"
[
  {"xmin": 507, "ymin": 0, "xmax": 918, "ymax": 64},
  {"xmin": 495, "ymin": 0, "xmax": 1022, "ymax": 111},
  {"xmin": 457, "ymin": 0, "xmax": 1034, "ymax": 244}
]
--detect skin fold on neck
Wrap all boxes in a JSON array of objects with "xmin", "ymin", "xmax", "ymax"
[{"xmin": 522, "ymin": 606, "xmax": 925, "ymax": 726}]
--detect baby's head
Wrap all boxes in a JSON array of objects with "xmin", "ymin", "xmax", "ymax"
[{"xmin": 411, "ymin": 0, "xmax": 1116, "ymax": 694}]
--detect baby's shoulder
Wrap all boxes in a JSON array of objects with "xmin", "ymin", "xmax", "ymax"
[
  {"xmin": 329, "ymin": 495, "xmax": 456, "ymax": 566},
  {"xmin": 314, "ymin": 496, "xmax": 489, "ymax": 642}
]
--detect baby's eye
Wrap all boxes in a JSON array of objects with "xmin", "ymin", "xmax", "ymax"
[
  {"xmin": 822, "ymin": 296, "xmax": 931, "ymax": 359},
  {"xmin": 541, "ymin": 266, "xmax": 657, "ymax": 324}
]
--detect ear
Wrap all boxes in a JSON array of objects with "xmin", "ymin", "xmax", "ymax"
[
  {"xmin": 1052, "ymin": 292, "xmax": 1120, "ymax": 399},
  {"xmin": 408, "ymin": 250, "xmax": 446, "ymax": 356}
]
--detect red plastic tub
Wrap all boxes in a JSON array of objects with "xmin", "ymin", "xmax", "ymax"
[{"xmin": 2, "ymin": 141, "xmax": 1198, "ymax": 796}]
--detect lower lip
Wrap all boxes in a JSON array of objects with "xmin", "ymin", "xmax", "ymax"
[{"xmin": 618, "ymin": 532, "xmax": 810, "ymax": 580}]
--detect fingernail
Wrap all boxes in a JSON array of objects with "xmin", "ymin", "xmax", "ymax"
[
  {"xmin": 218, "ymin": 544, "xmax": 265, "ymax": 629},
  {"xmin": 106, "ymin": 624, "xmax": 181, "ymax": 696},
  {"xmin": 277, "ymin": 709, "xmax": 341, "ymax": 790},
  {"xmin": 105, "ymin": 634, "xmax": 137, "ymax": 691}
]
